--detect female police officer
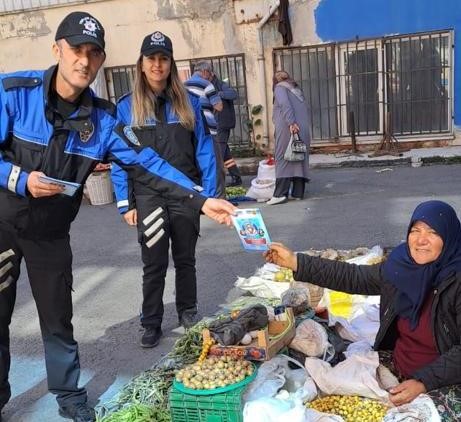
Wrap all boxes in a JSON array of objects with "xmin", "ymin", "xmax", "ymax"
[{"xmin": 0, "ymin": 11, "xmax": 235, "ymax": 422}]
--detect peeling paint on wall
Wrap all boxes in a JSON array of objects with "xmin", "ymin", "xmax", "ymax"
[
  {"xmin": 0, "ymin": 11, "xmax": 50, "ymax": 40},
  {"xmin": 156, "ymin": 0, "xmax": 227, "ymax": 21}
]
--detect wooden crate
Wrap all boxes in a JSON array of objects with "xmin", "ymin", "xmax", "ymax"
[{"xmin": 202, "ymin": 307, "xmax": 295, "ymax": 361}]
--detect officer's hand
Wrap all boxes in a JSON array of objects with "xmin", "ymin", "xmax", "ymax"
[
  {"xmin": 27, "ymin": 171, "xmax": 65, "ymax": 198},
  {"xmin": 201, "ymin": 198, "xmax": 237, "ymax": 226},
  {"xmin": 123, "ymin": 209, "xmax": 137, "ymax": 226}
]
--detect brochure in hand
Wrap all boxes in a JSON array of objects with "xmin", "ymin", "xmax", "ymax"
[
  {"xmin": 231, "ymin": 208, "xmax": 271, "ymax": 252},
  {"xmin": 38, "ymin": 175, "xmax": 81, "ymax": 197}
]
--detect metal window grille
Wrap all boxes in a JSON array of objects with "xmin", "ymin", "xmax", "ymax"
[
  {"xmin": 385, "ymin": 31, "xmax": 451, "ymax": 135},
  {"xmin": 274, "ymin": 29, "xmax": 453, "ymax": 143},
  {"xmin": 105, "ymin": 54, "xmax": 251, "ymax": 150},
  {"xmin": 0, "ymin": 0, "xmax": 101, "ymax": 13},
  {"xmin": 274, "ymin": 44, "xmax": 339, "ymax": 142}
]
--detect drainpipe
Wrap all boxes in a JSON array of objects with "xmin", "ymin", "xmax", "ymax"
[{"xmin": 256, "ymin": 0, "xmax": 280, "ymax": 149}]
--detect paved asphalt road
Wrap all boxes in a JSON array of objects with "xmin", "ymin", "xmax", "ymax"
[{"xmin": 3, "ymin": 163, "xmax": 461, "ymax": 421}]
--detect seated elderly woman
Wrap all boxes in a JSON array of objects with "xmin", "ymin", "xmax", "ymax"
[{"xmin": 264, "ymin": 200, "xmax": 461, "ymax": 420}]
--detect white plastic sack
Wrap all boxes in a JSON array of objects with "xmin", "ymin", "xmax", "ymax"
[
  {"xmin": 243, "ymin": 357, "xmax": 287, "ymax": 402},
  {"xmin": 243, "ymin": 397, "xmax": 335, "ymax": 422},
  {"xmin": 343, "ymin": 340, "xmax": 373, "ymax": 358},
  {"xmin": 235, "ymin": 275, "xmax": 290, "ymax": 299},
  {"xmin": 257, "ymin": 159, "xmax": 276, "ymax": 180},
  {"xmin": 244, "ymin": 355, "xmax": 315, "ymax": 402},
  {"xmin": 243, "ymin": 397, "xmax": 294, "ymax": 422},
  {"xmin": 246, "ymin": 178, "xmax": 275, "ymax": 201},
  {"xmin": 305, "ymin": 351, "xmax": 391, "ymax": 403},
  {"xmin": 333, "ymin": 302, "xmax": 380, "ymax": 346},
  {"xmin": 289, "ymin": 319, "xmax": 335, "ymax": 361},
  {"xmin": 383, "ymin": 394, "xmax": 441, "ymax": 422}
]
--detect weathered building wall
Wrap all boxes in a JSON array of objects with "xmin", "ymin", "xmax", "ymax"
[{"xmin": 0, "ymin": 0, "xmax": 318, "ymax": 150}]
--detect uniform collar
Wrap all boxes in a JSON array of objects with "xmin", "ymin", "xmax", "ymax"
[{"xmin": 44, "ymin": 65, "xmax": 94, "ymax": 132}]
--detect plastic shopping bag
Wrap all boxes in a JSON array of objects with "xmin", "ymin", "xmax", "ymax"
[
  {"xmin": 319, "ymin": 246, "xmax": 383, "ymax": 321},
  {"xmin": 383, "ymin": 394, "xmax": 441, "ymax": 422},
  {"xmin": 289, "ymin": 319, "xmax": 335, "ymax": 361},
  {"xmin": 305, "ymin": 352, "xmax": 391, "ymax": 403}
]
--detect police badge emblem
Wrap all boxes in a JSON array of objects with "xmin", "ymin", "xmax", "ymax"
[
  {"xmin": 79, "ymin": 122, "xmax": 94, "ymax": 143},
  {"xmin": 123, "ymin": 126, "xmax": 140, "ymax": 146},
  {"xmin": 151, "ymin": 31, "xmax": 165, "ymax": 44}
]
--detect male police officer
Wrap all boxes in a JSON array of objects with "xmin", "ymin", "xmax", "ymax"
[{"xmin": 0, "ymin": 11, "xmax": 235, "ymax": 422}]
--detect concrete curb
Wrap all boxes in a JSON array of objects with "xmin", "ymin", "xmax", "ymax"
[{"xmin": 235, "ymin": 151, "xmax": 461, "ymax": 175}]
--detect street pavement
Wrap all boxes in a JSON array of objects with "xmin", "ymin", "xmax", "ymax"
[{"xmin": 3, "ymin": 162, "xmax": 461, "ymax": 421}]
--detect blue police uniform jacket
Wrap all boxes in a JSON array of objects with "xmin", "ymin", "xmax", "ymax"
[
  {"xmin": 111, "ymin": 91, "xmax": 219, "ymax": 214},
  {"xmin": 0, "ymin": 66, "xmax": 208, "ymax": 240}
]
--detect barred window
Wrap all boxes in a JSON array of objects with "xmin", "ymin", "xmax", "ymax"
[
  {"xmin": 274, "ymin": 29, "xmax": 453, "ymax": 143},
  {"xmin": 105, "ymin": 54, "xmax": 251, "ymax": 150}
]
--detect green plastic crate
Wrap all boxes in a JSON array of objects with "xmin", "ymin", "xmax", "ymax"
[{"xmin": 169, "ymin": 383, "xmax": 245, "ymax": 422}]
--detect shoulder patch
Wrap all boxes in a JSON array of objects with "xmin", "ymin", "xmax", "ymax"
[
  {"xmin": 123, "ymin": 125, "xmax": 140, "ymax": 146},
  {"xmin": 93, "ymin": 97, "xmax": 116, "ymax": 117},
  {"xmin": 2, "ymin": 76, "xmax": 42, "ymax": 91}
]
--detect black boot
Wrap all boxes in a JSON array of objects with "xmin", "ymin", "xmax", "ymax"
[
  {"xmin": 140, "ymin": 327, "xmax": 162, "ymax": 348},
  {"xmin": 58, "ymin": 403, "xmax": 95, "ymax": 422},
  {"xmin": 226, "ymin": 175, "xmax": 242, "ymax": 187},
  {"xmin": 226, "ymin": 164, "xmax": 242, "ymax": 187}
]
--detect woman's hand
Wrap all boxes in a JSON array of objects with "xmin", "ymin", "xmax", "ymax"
[
  {"xmin": 264, "ymin": 242, "xmax": 297, "ymax": 271},
  {"xmin": 201, "ymin": 198, "xmax": 237, "ymax": 226},
  {"xmin": 289, "ymin": 123, "xmax": 300, "ymax": 134},
  {"xmin": 123, "ymin": 209, "xmax": 137, "ymax": 226},
  {"xmin": 388, "ymin": 379, "xmax": 427, "ymax": 406}
]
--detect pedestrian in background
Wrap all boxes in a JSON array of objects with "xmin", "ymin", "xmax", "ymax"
[
  {"xmin": 185, "ymin": 62, "xmax": 226, "ymax": 196},
  {"xmin": 111, "ymin": 32, "xmax": 221, "ymax": 348},
  {"xmin": 267, "ymin": 70, "xmax": 310, "ymax": 205},
  {"xmin": 210, "ymin": 71, "xmax": 242, "ymax": 187},
  {"xmin": 0, "ymin": 12, "xmax": 235, "ymax": 422}
]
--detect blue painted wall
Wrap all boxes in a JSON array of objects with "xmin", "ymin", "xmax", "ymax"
[{"xmin": 315, "ymin": 0, "xmax": 461, "ymax": 127}]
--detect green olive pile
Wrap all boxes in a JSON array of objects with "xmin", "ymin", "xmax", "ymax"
[
  {"xmin": 274, "ymin": 267, "xmax": 294, "ymax": 282},
  {"xmin": 307, "ymin": 395, "xmax": 387, "ymax": 421},
  {"xmin": 175, "ymin": 356, "xmax": 254, "ymax": 390}
]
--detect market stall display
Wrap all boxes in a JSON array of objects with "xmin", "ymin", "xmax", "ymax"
[
  {"xmin": 96, "ymin": 246, "xmax": 442, "ymax": 422},
  {"xmin": 204, "ymin": 307, "xmax": 295, "ymax": 361}
]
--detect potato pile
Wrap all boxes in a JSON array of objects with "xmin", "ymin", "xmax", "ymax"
[
  {"xmin": 307, "ymin": 395, "xmax": 387, "ymax": 421},
  {"xmin": 175, "ymin": 356, "xmax": 254, "ymax": 390}
]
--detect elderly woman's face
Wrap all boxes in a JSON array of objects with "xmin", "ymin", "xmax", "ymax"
[{"xmin": 408, "ymin": 220, "xmax": 444, "ymax": 264}]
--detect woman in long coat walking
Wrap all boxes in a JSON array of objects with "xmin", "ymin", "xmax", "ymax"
[{"xmin": 267, "ymin": 70, "xmax": 311, "ymax": 205}]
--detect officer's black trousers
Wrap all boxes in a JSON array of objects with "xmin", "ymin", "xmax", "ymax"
[
  {"xmin": 139, "ymin": 198, "xmax": 200, "ymax": 329},
  {"xmin": 0, "ymin": 230, "xmax": 86, "ymax": 410}
]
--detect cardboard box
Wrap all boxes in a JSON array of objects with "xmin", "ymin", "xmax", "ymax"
[{"xmin": 202, "ymin": 307, "xmax": 295, "ymax": 361}]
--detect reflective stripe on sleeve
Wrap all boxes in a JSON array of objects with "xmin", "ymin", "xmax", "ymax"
[
  {"xmin": 8, "ymin": 165, "xmax": 20, "ymax": 193},
  {"xmin": 117, "ymin": 199, "xmax": 129, "ymax": 208}
]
